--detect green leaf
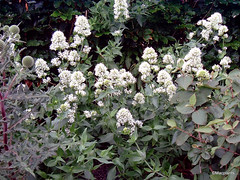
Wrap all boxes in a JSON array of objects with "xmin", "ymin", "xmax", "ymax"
[
  {"xmin": 176, "ymin": 132, "xmax": 189, "ymax": 146},
  {"xmin": 225, "ymin": 168, "xmax": 239, "ymax": 180},
  {"xmin": 46, "ymin": 159, "xmax": 57, "ymax": 167},
  {"xmin": 81, "ymin": 128, "xmax": 88, "ymax": 144},
  {"xmin": 192, "ymin": 109, "xmax": 207, "ymax": 125},
  {"xmin": 36, "ymin": 171, "xmax": 47, "ymax": 178},
  {"xmin": 207, "ymin": 119, "xmax": 225, "ymax": 126},
  {"xmin": 222, "ymin": 124, "xmax": 232, "ymax": 130},
  {"xmin": 167, "ymin": 119, "xmax": 177, "ymax": 128},
  {"xmin": 107, "ymin": 167, "xmax": 116, "ymax": 180},
  {"xmin": 226, "ymin": 134, "xmax": 240, "ymax": 143},
  {"xmin": 176, "ymin": 103, "xmax": 195, "ymax": 114},
  {"xmin": 195, "ymin": 126, "xmax": 213, "ymax": 134},
  {"xmin": 127, "ymin": 130, "xmax": 138, "ymax": 144},
  {"xmin": 220, "ymin": 152, "xmax": 234, "ymax": 166},
  {"xmin": 99, "ymin": 133, "xmax": 114, "ymax": 143},
  {"xmin": 232, "ymin": 156, "xmax": 240, "ymax": 168},
  {"xmin": 224, "ymin": 109, "xmax": 232, "ymax": 120},
  {"xmin": 210, "ymin": 174, "xmax": 223, "ymax": 180},
  {"xmin": 57, "ymin": 166, "xmax": 72, "ymax": 173},
  {"xmin": 145, "ymin": 173, "xmax": 155, "ymax": 180},
  {"xmin": 153, "ymin": 125, "xmax": 166, "ymax": 130},
  {"xmin": 176, "ymin": 75, "xmax": 193, "ymax": 90},
  {"xmin": 189, "ymin": 93, "xmax": 196, "ymax": 106},
  {"xmin": 141, "ymin": 135, "xmax": 153, "ymax": 142}
]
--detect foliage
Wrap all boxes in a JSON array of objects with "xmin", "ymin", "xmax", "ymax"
[{"xmin": 0, "ymin": 1, "xmax": 240, "ymax": 180}]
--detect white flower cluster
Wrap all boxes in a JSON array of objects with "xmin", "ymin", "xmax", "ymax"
[
  {"xmin": 142, "ymin": 47, "xmax": 158, "ymax": 64},
  {"xmin": 73, "ymin": 15, "xmax": 91, "ymax": 37},
  {"xmin": 114, "ymin": 0, "xmax": 130, "ymax": 21},
  {"xmin": 212, "ymin": 64, "xmax": 222, "ymax": 72},
  {"xmin": 154, "ymin": 70, "xmax": 176, "ymax": 99},
  {"xmin": 182, "ymin": 47, "xmax": 203, "ymax": 74},
  {"xmin": 35, "ymin": 58, "xmax": 50, "ymax": 83},
  {"xmin": 57, "ymin": 94, "xmax": 78, "ymax": 123},
  {"xmin": 196, "ymin": 69, "xmax": 210, "ymax": 81},
  {"xmin": 50, "ymin": 31, "xmax": 69, "ymax": 51},
  {"xmin": 116, "ymin": 108, "xmax": 143, "ymax": 134},
  {"xmin": 163, "ymin": 54, "xmax": 174, "ymax": 64},
  {"xmin": 197, "ymin": 12, "xmax": 228, "ymax": 41},
  {"xmin": 56, "ymin": 50, "xmax": 81, "ymax": 67},
  {"xmin": 51, "ymin": 57, "xmax": 61, "ymax": 66},
  {"xmin": 58, "ymin": 70, "xmax": 86, "ymax": 96},
  {"xmin": 132, "ymin": 92, "xmax": 145, "ymax": 106},
  {"xmin": 94, "ymin": 63, "xmax": 136, "ymax": 97},
  {"xmin": 220, "ymin": 56, "xmax": 232, "ymax": 69},
  {"xmin": 139, "ymin": 47, "xmax": 160, "ymax": 82},
  {"xmin": 83, "ymin": 110, "xmax": 97, "ymax": 118},
  {"xmin": 70, "ymin": 35, "xmax": 84, "ymax": 48}
]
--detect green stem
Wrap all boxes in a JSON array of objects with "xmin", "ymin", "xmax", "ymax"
[{"xmin": 135, "ymin": 142, "xmax": 166, "ymax": 178}]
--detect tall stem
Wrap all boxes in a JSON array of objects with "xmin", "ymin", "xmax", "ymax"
[{"xmin": 0, "ymin": 93, "xmax": 8, "ymax": 151}]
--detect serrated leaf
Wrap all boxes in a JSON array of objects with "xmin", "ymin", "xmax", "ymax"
[
  {"xmin": 189, "ymin": 93, "xmax": 197, "ymax": 106},
  {"xmin": 176, "ymin": 75, "xmax": 193, "ymax": 90},
  {"xmin": 195, "ymin": 126, "xmax": 213, "ymax": 133},
  {"xmin": 192, "ymin": 109, "xmax": 207, "ymax": 125},
  {"xmin": 167, "ymin": 119, "xmax": 177, "ymax": 128}
]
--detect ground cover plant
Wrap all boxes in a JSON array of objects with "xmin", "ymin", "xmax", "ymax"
[{"xmin": 0, "ymin": 0, "xmax": 240, "ymax": 180}]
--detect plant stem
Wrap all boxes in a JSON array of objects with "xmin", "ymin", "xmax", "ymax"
[
  {"xmin": 0, "ymin": 92, "xmax": 8, "ymax": 151},
  {"xmin": 135, "ymin": 142, "xmax": 166, "ymax": 178}
]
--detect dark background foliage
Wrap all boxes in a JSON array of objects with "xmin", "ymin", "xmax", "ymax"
[{"xmin": 1, "ymin": 0, "xmax": 240, "ymax": 69}]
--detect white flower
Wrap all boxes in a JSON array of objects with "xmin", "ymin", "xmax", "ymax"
[
  {"xmin": 157, "ymin": 70, "xmax": 172, "ymax": 86},
  {"xmin": 43, "ymin": 77, "xmax": 51, "ymax": 84},
  {"xmin": 166, "ymin": 83, "xmax": 177, "ymax": 99},
  {"xmin": 188, "ymin": 32, "xmax": 195, "ymax": 39},
  {"xmin": 84, "ymin": 111, "xmax": 92, "ymax": 118},
  {"xmin": 218, "ymin": 25, "xmax": 228, "ymax": 36},
  {"xmin": 212, "ymin": 64, "xmax": 221, "ymax": 72},
  {"xmin": 68, "ymin": 50, "xmax": 80, "ymax": 66},
  {"xmin": 220, "ymin": 56, "xmax": 232, "ymax": 68},
  {"xmin": 139, "ymin": 61, "xmax": 151, "ymax": 75},
  {"xmin": 74, "ymin": 15, "xmax": 91, "ymax": 37},
  {"xmin": 142, "ymin": 47, "xmax": 158, "ymax": 64},
  {"xmin": 196, "ymin": 69, "xmax": 210, "ymax": 81},
  {"xmin": 200, "ymin": 29, "xmax": 212, "ymax": 40},
  {"xmin": 114, "ymin": 0, "xmax": 130, "ymax": 21},
  {"xmin": 70, "ymin": 71, "xmax": 86, "ymax": 95},
  {"xmin": 95, "ymin": 63, "xmax": 109, "ymax": 77},
  {"xmin": 166, "ymin": 64, "xmax": 173, "ymax": 71},
  {"xmin": 35, "ymin": 58, "xmax": 49, "ymax": 78},
  {"xmin": 133, "ymin": 92, "xmax": 145, "ymax": 104},
  {"xmin": 120, "ymin": 71, "xmax": 136, "ymax": 86},
  {"xmin": 213, "ymin": 36, "xmax": 219, "ymax": 41},
  {"xmin": 223, "ymin": 34, "xmax": 228, "ymax": 39},
  {"xmin": 163, "ymin": 54, "xmax": 174, "ymax": 64},
  {"xmin": 83, "ymin": 45, "xmax": 91, "ymax": 54},
  {"xmin": 58, "ymin": 70, "xmax": 71, "ymax": 91},
  {"xmin": 51, "ymin": 58, "xmax": 61, "ymax": 66},
  {"xmin": 112, "ymin": 30, "xmax": 122, "ymax": 36},
  {"xmin": 70, "ymin": 35, "xmax": 85, "ymax": 48},
  {"xmin": 50, "ymin": 31, "xmax": 69, "ymax": 51},
  {"xmin": 97, "ymin": 101, "xmax": 104, "ymax": 107},
  {"xmin": 207, "ymin": 12, "xmax": 223, "ymax": 30},
  {"xmin": 151, "ymin": 65, "xmax": 160, "ymax": 72}
]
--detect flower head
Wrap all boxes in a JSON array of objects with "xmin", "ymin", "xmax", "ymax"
[{"xmin": 50, "ymin": 31, "xmax": 69, "ymax": 51}]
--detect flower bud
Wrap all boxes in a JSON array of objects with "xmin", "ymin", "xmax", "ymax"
[
  {"xmin": 15, "ymin": 34, "xmax": 21, "ymax": 40},
  {"xmin": 9, "ymin": 25, "xmax": 20, "ymax": 34},
  {"xmin": 2, "ymin": 25, "xmax": 9, "ymax": 32},
  {"xmin": 22, "ymin": 56, "xmax": 34, "ymax": 68},
  {"xmin": 0, "ymin": 40, "xmax": 6, "ymax": 52}
]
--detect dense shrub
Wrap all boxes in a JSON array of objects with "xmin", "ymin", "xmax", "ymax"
[{"xmin": 0, "ymin": 0, "xmax": 240, "ymax": 180}]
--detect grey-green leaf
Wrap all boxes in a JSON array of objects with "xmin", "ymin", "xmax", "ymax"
[
  {"xmin": 192, "ymin": 109, "xmax": 207, "ymax": 125},
  {"xmin": 176, "ymin": 75, "xmax": 193, "ymax": 90}
]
